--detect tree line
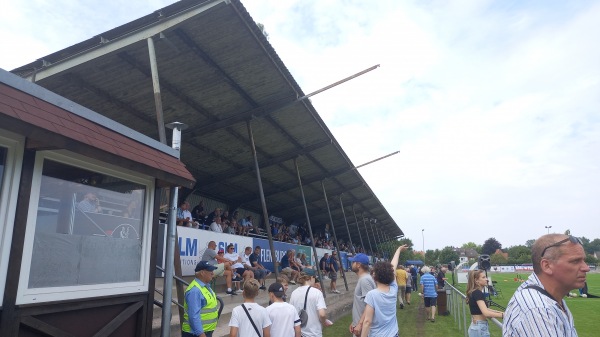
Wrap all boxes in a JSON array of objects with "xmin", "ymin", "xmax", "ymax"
[{"xmin": 376, "ymin": 234, "xmax": 600, "ymax": 267}]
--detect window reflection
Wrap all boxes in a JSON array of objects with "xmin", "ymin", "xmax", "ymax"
[{"xmin": 29, "ymin": 159, "xmax": 147, "ymax": 288}]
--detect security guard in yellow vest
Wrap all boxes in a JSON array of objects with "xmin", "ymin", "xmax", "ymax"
[{"xmin": 182, "ymin": 261, "xmax": 219, "ymax": 337}]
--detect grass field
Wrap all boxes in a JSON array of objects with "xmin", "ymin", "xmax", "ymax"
[{"xmin": 324, "ymin": 272, "xmax": 600, "ymax": 337}]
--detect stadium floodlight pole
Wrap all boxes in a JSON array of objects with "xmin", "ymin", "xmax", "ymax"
[
  {"xmin": 422, "ymin": 229, "xmax": 425, "ymax": 255},
  {"xmin": 295, "ymin": 158, "xmax": 326, "ymax": 296},
  {"xmin": 161, "ymin": 122, "xmax": 187, "ymax": 337},
  {"xmin": 545, "ymin": 225, "xmax": 552, "ymax": 234},
  {"xmin": 351, "ymin": 205, "xmax": 365, "ymax": 253},
  {"xmin": 321, "ymin": 181, "xmax": 348, "ymax": 291},
  {"xmin": 247, "ymin": 120, "xmax": 278, "ymax": 278}
]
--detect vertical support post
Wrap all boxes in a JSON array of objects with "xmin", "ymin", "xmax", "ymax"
[
  {"xmin": 380, "ymin": 229, "xmax": 390, "ymax": 259},
  {"xmin": 338, "ymin": 195, "xmax": 354, "ymax": 253},
  {"xmin": 368, "ymin": 218, "xmax": 379, "ymax": 255},
  {"xmin": 379, "ymin": 229, "xmax": 388, "ymax": 259},
  {"xmin": 247, "ymin": 121, "xmax": 278, "ymax": 278},
  {"xmin": 462, "ymin": 295, "xmax": 468, "ymax": 337},
  {"xmin": 321, "ymin": 181, "xmax": 348, "ymax": 291},
  {"xmin": 161, "ymin": 186, "xmax": 178, "ymax": 337},
  {"xmin": 294, "ymin": 158, "xmax": 326, "ymax": 296},
  {"xmin": 375, "ymin": 225, "xmax": 383, "ymax": 256},
  {"xmin": 361, "ymin": 213, "xmax": 374, "ymax": 255},
  {"xmin": 351, "ymin": 206, "xmax": 365, "ymax": 253},
  {"xmin": 147, "ymin": 36, "xmax": 167, "ymax": 144}
]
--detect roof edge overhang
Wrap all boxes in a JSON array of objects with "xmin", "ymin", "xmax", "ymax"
[
  {"xmin": 12, "ymin": 0, "xmax": 230, "ymax": 82},
  {"xmin": 0, "ymin": 69, "xmax": 195, "ymax": 188}
]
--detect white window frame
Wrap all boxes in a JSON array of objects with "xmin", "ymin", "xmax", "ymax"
[
  {"xmin": 0, "ymin": 130, "xmax": 24, "ymax": 307},
  {"xmin": 16, "ymin": 150, "xmax": 155, "ymax": 304}
]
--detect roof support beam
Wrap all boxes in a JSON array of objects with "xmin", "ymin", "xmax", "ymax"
[
  {"xmin": 147, "ymin": 36, "xmax": 167, "ymax": 144},
  {"xmin": 268, "ymin": 181, "xmax": 365, "ymax": 214},
  {"xmin": 117, "ymin": 52, "xmax": 215, "ymax": 120},
  {"xmin": 199, "ymin": 139, "xmax": 331, "ymax": 184}
]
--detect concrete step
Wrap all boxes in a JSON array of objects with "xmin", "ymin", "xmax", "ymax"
[{"xmin": 152, "ymin": 271, "xmax": 358, "ymax": 337}]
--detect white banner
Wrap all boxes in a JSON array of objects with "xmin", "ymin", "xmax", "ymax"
[{"xmin": 177, "ymin": 227, "xmax": 253, "ymax": 276}]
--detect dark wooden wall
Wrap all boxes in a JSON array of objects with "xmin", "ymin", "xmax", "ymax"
[{"xmin": 0, "ymin": 152, "xmax": 163, "ymax": 337}]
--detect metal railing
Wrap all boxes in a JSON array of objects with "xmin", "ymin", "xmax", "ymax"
[
  {"xmin": 154, "ymin": 265, "xmax": 224, "ymax": 319},
  {"xmin": 445, "ymin": 283, "xmax": 502, "ymax": 337}
]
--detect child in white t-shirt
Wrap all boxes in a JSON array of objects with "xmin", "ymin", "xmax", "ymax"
[
  {"xmin": 266, "ymin": 282, "xmax": 301, "ymax": 337},
  {"xmin": 229, "ymin": 279, "xmax": 271, "ymax": 337}
]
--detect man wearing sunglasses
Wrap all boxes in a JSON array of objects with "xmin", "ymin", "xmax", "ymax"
[{"xmin": 503, "ymin": 234, "xmax": 590, "ymax": 337}]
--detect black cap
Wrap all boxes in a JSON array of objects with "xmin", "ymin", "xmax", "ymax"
[
  {"xmin": 195, "ymin": 261, "xmax": 217, "ymax": 272},
  {"xmin": 268, "ymin": 282, "xmax": 285, "ymax": 298}
]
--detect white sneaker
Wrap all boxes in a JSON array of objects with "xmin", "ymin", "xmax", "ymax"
[{"xmin": 236, "ymin": 289, "xmax": 243, "ymax": 293}]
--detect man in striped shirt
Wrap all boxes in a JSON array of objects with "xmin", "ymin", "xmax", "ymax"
[
  {"xmin": 419, "ymin": 266, "xmax": 438, "ymax": 322},
  {"xmin": 503, "ymin": 234, "xmax": 590, "ymax": 337}
]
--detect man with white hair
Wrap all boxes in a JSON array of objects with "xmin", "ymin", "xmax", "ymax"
[
  {"xmin": 503, "ymin": 234, "xmax": 590, "ymax": 337},
  {"xmin": 419, "ymin": 266, "xmax": 438, "ymax": 322}
]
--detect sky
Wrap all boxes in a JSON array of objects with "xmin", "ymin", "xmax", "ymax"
[{"xmin": 2, "ymin": 0, "xmax": 599, "ymax": 251}]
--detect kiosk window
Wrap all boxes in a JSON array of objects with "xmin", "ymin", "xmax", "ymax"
[
  {"xmin": 17, "ymin": 152, "xmax": 154, "ymax": 303},
  {"xmin": 28, "ymin": 158, "xmax": 148, "ymax": 288}
]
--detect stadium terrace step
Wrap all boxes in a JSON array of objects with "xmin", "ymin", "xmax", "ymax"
[{"xmin": 152, "ymin": 271, "xmax": 359, "ymax": 337}]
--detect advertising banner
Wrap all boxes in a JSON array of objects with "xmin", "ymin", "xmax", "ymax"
[
  {"xmin": 496, "ymin": 265, "xmax": 516, "ymax": 273},
  {"xmin": 251, "ymin": 238, "xmax": 313, "ymax": 271},
  {"xmin": 515, "ymin": 265, "xmax": 534, "ymax": 272},
  {"xmin": 177, "ymin": 227, "xmax": 253, "ymax": 276},
  {"xmin": 172, "ymin": 227, "xmax": 353, "ymax": 276}
]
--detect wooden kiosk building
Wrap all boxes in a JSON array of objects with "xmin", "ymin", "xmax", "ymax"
[{"xmin": 0, "ymin": 69, "xmax": 194, "ymax": 336}]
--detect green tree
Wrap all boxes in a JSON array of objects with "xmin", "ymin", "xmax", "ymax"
[
  {"xmin": 438, "ymin": 246, "xmax": 460, "ymax": 265},
  {"xmin": 461, "ymin": 242, "xmax": 482, "ymax": 254},
  {"xmin": 585, "ymin": 254, "xmax": 598, "ymax": 265},
  {"xmin": 424, "ymin": 249, "xmax": 438, "ymax": 266},
  {"xmin": 490, "ymin": 253, "xmax": 508, "ymax": 265},
  {"xmin": 525, "ymin": 239, "xmax": 536, "ymax": 248},
  {"xmin": 378, "ymin": 237, "xmax": 415, "ymax": 264},
  {"xmin": 587, "ymin": 239, "xmax": 600, "ymax": 255},
  {"xmin": 507, "ymin": 245, "xmax": 532, "ymax": 264},
  {"xmin": 482, "ymin": 237, "xmax": 502, "ymax": 255}
]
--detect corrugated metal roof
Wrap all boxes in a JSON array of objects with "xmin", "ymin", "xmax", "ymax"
[{"xmin": 11, "ymin": 0, "xmax": 402, "ymax": 246}]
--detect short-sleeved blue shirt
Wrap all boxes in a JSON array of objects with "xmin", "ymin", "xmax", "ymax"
[
  {"xmin": 420, "ymin": 273, "xmax": 438, "ymax": 298},
  {"xmin": 364, "ymin": 281, "xmax": 398, "ymax": 337}
]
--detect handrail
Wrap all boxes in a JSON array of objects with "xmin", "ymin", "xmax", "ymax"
[
  {"xmin": 445, "ymin": 283, "xmax": 502, "ymax": 337},
  {"xmin": 154, "ymin": 265, "xmax": 225, "ymax": 319},
  {"xmin": 156, "ymin": 265, "xmax": 190, "ymax": 287}
]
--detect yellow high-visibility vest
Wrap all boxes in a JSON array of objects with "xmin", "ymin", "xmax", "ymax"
[{"xmin": 182, "ymin": 279, "xmax": 218, "ymax": 333}]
